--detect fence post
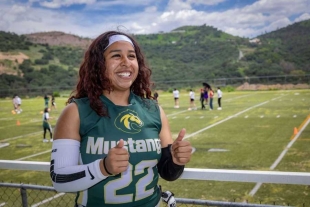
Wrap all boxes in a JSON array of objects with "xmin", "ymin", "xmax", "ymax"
[{"xmin": 20, "ymin": 185, "xmax": 28, "ymax": 207}]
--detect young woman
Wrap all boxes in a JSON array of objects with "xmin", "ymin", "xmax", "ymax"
[
  {"xmin": 50, "ymin": 31, "xmax": 192, "ymax": 207},
  {"xmin": 43, "ymin": 107, "xmax": 53, "ymax": 142},
  {"xmin": 173, "ymin": 88, "xmax": 180, "ymax": 108},
  {"xmin": 51, "ymin": 95, "xmax": 57, "ymax": 110}
]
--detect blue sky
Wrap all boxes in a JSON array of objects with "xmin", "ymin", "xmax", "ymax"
[{"xmin": 0, "ymin": 0, "xmax": 309, "ymax": 38}]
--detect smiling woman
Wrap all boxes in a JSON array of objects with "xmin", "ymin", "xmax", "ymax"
[{"xmin": 49, "ymin": 31, "xmax": 192, "ymax": 207}]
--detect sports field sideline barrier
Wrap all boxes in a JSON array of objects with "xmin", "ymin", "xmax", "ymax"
[{"xmin": 1, "ymin": 160, "xmax": 310, "ymax": 206}]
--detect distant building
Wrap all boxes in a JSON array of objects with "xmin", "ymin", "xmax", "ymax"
[{"xmin": 249, "ymin": 38, "xmax": 261, "ymax": 44}]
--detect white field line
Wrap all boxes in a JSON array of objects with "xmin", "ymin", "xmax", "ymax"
[
  {"xmin": 248, "ymin": 116, "xmax": 310, "ymax": 196},
  {"xmin": 0, "ymin": 202, "xmax": 5, "ymax": 206},
  {"xmin": 1, "ymin": 131, "xmax": 42, "ymax": 142},
  {"xmin": 167, "ymin": 110, "xmax": 188, "ymax": 117},
  {"xmin": 16, "ymin": 150, "xmax": 51, "ymax": 161},
  {"xmin": 31, "ymin": 193, "xmax": 65, "ymax": 207},
  {"xmin": 184, "ymin": 100, "xmax": 271, "ymax": 140}
]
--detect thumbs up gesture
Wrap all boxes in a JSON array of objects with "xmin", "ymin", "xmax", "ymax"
[
  {"xmin": 104, "ymin": 139, "xmax": 129, "ymax": 175},
  {"xmin": 171, "ymin": 128, "xmax": 192, "ymax": 166}
]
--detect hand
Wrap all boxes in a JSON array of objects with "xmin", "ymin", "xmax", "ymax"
[
  {"xmin": 171, "ymin": 128, "xmax": 192, "ymax": 165},
  {"xmin": 105, "ymin": 139, "xmax": 129, "ymax": 175}
]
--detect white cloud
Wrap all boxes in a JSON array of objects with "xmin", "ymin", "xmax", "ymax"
[
  {"xmin": 166, "ymin": 0, "xmax": 192, "ymax": 11},
  {"xmin": 36, "ymin": 0, "xmax": 97, "ymax": 9},
  {"xmin": 145, "ymin": 6, "xmax": 157, "ymax": 13},
  {"xmin": 0, "ymin": 0, "xmax": 309, "ymax": 38},
  {"xmin": 259, "ymin": 17, "xmax": 291, "ymax": 35},
  {"xmin": 186, "ymin": 0, "xmax": 226, "ymax": 6},
  {"xmin": 84, "ymin": 0, "xmax": 158, "ymax": 11},
  {"xmin": 294, "ymin": 13, "xmax": 310, "ymax": 22}
]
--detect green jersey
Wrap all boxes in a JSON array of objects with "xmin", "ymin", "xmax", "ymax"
[{"xmin": 74, "ymin": 92, "xmax": 162, "ymax": 207}]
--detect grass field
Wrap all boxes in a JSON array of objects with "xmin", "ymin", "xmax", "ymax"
[{"xmin": 0, "ymin": 89, "xmax": 310, "ymax": 206}]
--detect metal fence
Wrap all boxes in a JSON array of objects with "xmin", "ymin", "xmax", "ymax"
[
  {"xmin": 0, "ymin": 74, "xmax": 309, "ymax": 98},
  {"xmin": 0, "ymin": 183, "xmax": 290, "ymax": 207},
  {"xmin": 2, "ymin": 160, "xmax": 310, "ymax": 206}
]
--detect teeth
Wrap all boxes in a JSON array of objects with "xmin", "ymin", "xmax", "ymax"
[{"xmin": 117, "ymin": 72, "xmax": 130, "ymax": 77}]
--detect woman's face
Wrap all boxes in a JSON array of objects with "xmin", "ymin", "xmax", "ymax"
[{"xmin": 103, "ymin": 40, "xmax": 139, "ymax": 91}]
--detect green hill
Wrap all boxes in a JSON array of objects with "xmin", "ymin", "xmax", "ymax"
[
  {"xmin": 241, "ymin": 19, "xmax": 310, "ymax": 76},
  {"xmin": 0, "ymin": 20, "xmax": 309, "ymax": 97}
]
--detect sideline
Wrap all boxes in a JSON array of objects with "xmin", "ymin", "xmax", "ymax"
[{"xmin": 248, "ymin": 115, "xmax": 310, "ymax": 196}]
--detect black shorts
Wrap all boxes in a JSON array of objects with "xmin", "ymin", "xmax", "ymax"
[
  {"xmin": 190, "ymin": 98, "xmax": 194, "ymax": 102},
  {"xmin": 174, "ymin": 97, "xmax": 179, "ymax": 101}
]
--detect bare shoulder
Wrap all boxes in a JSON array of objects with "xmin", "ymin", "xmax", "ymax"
[{"xmin": 54, "ymin": 103, "xmax": 80, "ymax": 141}]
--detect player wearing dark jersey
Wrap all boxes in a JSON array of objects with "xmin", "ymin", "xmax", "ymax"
[{"xmin": 50, "ymin": 31, "xmax": 192, "ymax": 207}]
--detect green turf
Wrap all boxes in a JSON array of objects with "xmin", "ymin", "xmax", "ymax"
[{"xmin": 1, "ymin": 90, "xmax": 310, "ymax": 206}]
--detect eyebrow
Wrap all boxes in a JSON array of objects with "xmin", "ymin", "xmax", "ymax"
[{"xmin": 109, "ymin": 49, "xmax": 135, "ymax": 54}]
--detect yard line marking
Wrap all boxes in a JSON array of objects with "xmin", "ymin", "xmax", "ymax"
[
  {"xmin": 185, "ymin": 116, "xmax": 190, "ymax": 119},
  {"xmin": 0, "ymin": 202, "xmax": 5, "ymax": 206},
  {"xmin": 167, "ymin": 110, "xmax": 188, "ymax": 117},
  {"xmin": 276, "ymin": 115, "xmax": 280, "ymax": 118},
  {"xmin": 200, "ymin": 116, "xmax": 204, "ymax": 119},
  {"xmin": 1, "ymin": 131, "xmax": 42, "ymax": 142},
  {"xmin": 31, "ymin": 193, "xmax": 65, "ymax": 207},
  {"xmin": 16, "ymin": 150, "xmax": 51, "ymax": 161},
  {"xmin": 260, "ymin": 115, "xmax": 264, "ymax": 118},
  {"xmin": 184, "ymin": 100, "xmax": 274, "ymax": 140},
  {"xmin": 249, "ymin": 115, "xmax": 310, "ymax": 197}
]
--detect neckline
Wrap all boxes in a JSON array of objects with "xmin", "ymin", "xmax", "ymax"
[{"xmin": 100, "ymin": 92, "xmax": 134, "ymax": 107}]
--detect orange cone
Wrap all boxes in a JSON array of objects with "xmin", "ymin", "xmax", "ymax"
[
  {"xmin": 16, "ymin": 120, "xmax": 20, "ymax": 126},
  {"xmin": 294, "ymin": 127, "xmax": 298, "ymax": 135}
]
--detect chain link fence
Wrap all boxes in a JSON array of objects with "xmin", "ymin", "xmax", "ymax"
[{"xmin": 0, "ymin": 183, "xmax": 297, "ymax": 207}]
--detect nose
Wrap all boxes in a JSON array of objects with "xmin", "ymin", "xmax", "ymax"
[{"xmin": 121, "ymin": 56, "xmax": 131, "ymax": 67}]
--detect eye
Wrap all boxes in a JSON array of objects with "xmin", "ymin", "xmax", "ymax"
[
  {"xmin": 128, "ymin": 54, "xmax": 136, "ymax": 59},
  {"xmin": 112, "ymin": 54, "xmax": 121, "ymax": 58}
]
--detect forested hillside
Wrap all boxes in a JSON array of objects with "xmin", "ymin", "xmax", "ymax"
[
  {"xmin": 0, "ymin": 20, "xmax": 309, "ymax": 97},
  {"xmin": 241, "ymin": 20, "xmax": 310, "ymax": 76}
]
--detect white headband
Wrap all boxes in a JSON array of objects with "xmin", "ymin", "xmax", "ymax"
[{"xmin": 104, "ymin": 34, "xmax": 134, "ymax": 50}]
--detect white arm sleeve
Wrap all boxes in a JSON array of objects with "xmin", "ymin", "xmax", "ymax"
[{"xmin": 50, "ymin": 139, "xmax": 108, "ymax": 192}]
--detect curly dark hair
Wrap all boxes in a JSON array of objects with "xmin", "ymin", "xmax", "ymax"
[{"xmin": 68, "ymin": 31, "xmax": 154, "ymax": 116}]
